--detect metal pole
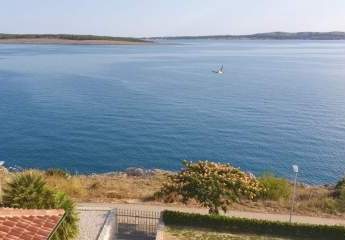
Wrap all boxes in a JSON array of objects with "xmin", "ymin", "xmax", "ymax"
[
  {"xmin": 0, "ymin": 177, "xmax": 2, "ymax": 202},
  {"xmin": 289, "ymin": 171, "xmax": 298, "ymax": 223}
]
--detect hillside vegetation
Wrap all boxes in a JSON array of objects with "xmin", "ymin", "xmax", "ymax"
[{"xmin": 0, "ymin": 165, "xmax": 344, "ymax": 218}]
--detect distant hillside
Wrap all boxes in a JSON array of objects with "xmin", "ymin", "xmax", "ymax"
[
  {"xmin": 0, "ymin": 34, "xmax": 147, "ymax": 44},
  {"xmin": 151, "ymin": 32, "xmax": 345, "ymax": 40}
]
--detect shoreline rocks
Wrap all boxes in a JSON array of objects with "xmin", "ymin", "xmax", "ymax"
[{"xmin": 100, "ymin": 168, "xmax": 173, "ymax": 177}]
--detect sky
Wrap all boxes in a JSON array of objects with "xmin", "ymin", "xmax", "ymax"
[{"xmin": 1, "ymin": 0, "xmax": 345, "ymax": 37}]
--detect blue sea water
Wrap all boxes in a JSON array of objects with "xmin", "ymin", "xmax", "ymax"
[{"xmin": 0, "ymin": 40, "xmax": 345, "ymax": 184}]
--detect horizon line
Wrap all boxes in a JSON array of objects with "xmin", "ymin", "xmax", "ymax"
[{"xmin": 1, "ymin": 31, "xmax": 345, "ymax": 39}]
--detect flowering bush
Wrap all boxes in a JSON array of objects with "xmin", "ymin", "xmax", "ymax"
[{"xmin": 159, "ymin": 160, "xmax": 264, "ymax": 214}]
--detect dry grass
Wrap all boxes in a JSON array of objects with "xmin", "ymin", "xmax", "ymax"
[
  {"xmin": 71, "ymin": 173, "xmax": 167, "ymax": 201},
  {"xmin": 230, "ymin": 185, "xmax": 342, "ymax": 218},
  {"xmin": 41, "ymin": 171, "xmax": 168, "ymax": 202}
]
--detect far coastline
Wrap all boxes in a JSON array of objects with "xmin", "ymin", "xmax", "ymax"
[
  {"xmin": 0, "ymin": 38, "xmax": 149, "ymax": 45},
  {"xmin": 149, "ymin": 31, "xmax": 345, "ymax": 40},
  {"xmin": 2, "ymin": 31, "xmax": 345, "ymax": 46},
  {"xmin": 0, "ymin": 33, "xmax": 150, "ymax": 45}
]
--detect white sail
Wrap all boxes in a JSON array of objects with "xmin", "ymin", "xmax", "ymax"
[{"xmin": 213, "ymin": 65, "xmax": 224, "ymax": 74}]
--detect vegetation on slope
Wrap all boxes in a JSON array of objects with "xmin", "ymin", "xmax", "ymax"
[{"xmin": 0, "ymin": 161, "xmax": 344, "ymax": 218}]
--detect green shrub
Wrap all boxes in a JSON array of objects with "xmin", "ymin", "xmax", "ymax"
[
  {"xmin": 2, "ymin": 172, "xmax": 79, "ymax": 240},
  {"xmin": 259, "ymin": 174, "xmax": 291, "ymax": 200},
  {"xmin": 316, "ymin": 198, "xmax": 338, "ymax": 214},
  {"xmin": 45, "ymin": 168, "xmax": 71, "ymax": 179},
  {"xmin": 162, "ymin": 210, "xmax": 345, "ymax": 240},
  {"xmin": 50, "ymin": 192, "xmax": 79, "ymax": 240},
  {"xmin": 334, "ymin": 177, "xmax": 345, "ymax": 212},
  {"xmin": 336, "ymin": 177, "xmax": 345, "ymax": 190},
  {"xmin": 336, "ymin": 188, "xmax": 345, "ymax": 212},
  {"xmin": 2, "ymin": 173, "xmax": 56, "ymax": 208}
]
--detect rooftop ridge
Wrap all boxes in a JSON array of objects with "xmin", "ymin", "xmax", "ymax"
[{"xmin": 0, "ymin": 208, "xmax": 64, "ymax": 217}]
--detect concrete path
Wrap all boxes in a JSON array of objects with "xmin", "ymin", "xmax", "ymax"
[
  {"xmin": 77, "ymin": 208, "xmax": 110, "ymax": 240},
  {"xmin": 78, "ymin": 202, "xmax": 345, "ymax": 227}
]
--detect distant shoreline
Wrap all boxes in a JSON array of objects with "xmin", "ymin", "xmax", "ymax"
[
  {"xmin": 2, "ymin": 32, "xmax": 345, "ymax": 44},
  {"xmin": 0, "ymin": 33, "xmax": 149, "ymax": 45},
  {"xmin": 149, "ymin": 31, "xmax": 345, "ymax": 41},
  {"xmin": 0, "ymin": 38, "xmax": 149, "ymax": 45}
]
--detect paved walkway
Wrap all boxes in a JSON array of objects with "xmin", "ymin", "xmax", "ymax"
[
  {"xmin": 78, "ymin": 202, "xmax": 345, "ymax": 226},
  {"xmin": 77, "ymin": 208, "xmax": 110, "ymax": 240}
]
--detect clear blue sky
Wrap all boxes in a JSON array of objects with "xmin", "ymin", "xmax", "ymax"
[{"xmin": 1, "ymin": 0, "xmax": 345, "ymax": 37}]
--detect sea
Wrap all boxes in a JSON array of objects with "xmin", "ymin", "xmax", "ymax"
[{"xmin": 0, "ymin": 40, "xmax": 345, "ymax": 184}]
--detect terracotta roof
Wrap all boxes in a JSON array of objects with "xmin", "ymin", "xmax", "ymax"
[{"xmin": 0, "ymin": 208, "xmax": 65, "ymax": 240}]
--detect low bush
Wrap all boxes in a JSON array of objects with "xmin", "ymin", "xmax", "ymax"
[
  {"xmin": 2, "ymin": 173, "xmax": 56, "ymax": 209},
  {"xmin": 45, "ymin": 169, "xmax": 71, "ymax": 179},
  {"xmin": 336, "ymin": 177, "xmax": 345, "ymax": 190},
  {"xmin": 51, "ymin": 191, "xmax": 79, "ymax": 240},
  {"xmin": 333, "ymin": 177, "xmax": 345, "ymax": 212},
  {"xmin": 336, "ymin": 188, "xmax": 345, "ymax": 212},
  {"xmin": 259, "ymin": 174, "xmax": 291, "ymax": 201},
  {"xmin": 162, "ymin": 210, "xmax": 345, "ymax": 240}
]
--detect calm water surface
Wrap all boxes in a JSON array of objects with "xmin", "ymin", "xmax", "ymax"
[{"xmin": 1, "ymin": 40, "xmax": 345, "ymax": 184}]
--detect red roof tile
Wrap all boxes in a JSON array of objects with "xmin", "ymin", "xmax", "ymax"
[{"xmin": 0, "ymin": 208, "xmax": 64, "ymax": 240}]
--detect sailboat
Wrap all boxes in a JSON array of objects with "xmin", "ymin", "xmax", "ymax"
[{"xmin": 212, "ymin": 65, "xmax": 224, "ymax": 74}]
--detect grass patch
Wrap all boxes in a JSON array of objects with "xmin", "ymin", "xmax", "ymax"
[
  {"xmin": 165, "ymin": 227, "xmax": 303, "ymax": 240},
  {"xmin": 259, "ymin": 174, "xmax": 291, "ymax": 201}
]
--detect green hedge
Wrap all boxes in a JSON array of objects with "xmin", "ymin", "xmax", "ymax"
[{"xmin": 162, "ymin": 211, "xmax": 345, "ymax": 240}]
